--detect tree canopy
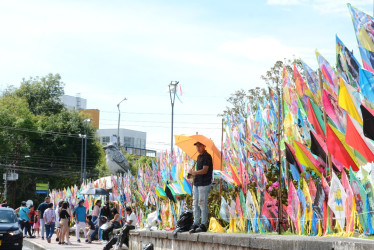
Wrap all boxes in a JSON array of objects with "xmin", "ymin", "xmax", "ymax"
[
  {"xmin": 0, "ymin": 74, "xmax": 108, "ymax": 206},
  {"xmin": 222, "ymin": 58, "xmax": 304, "ymax": 118}
]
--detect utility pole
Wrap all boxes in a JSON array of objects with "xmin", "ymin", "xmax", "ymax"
[
  {"xmin": 79, "ymin": 134, "xmax": 84, "ymax": 183},
  {"xmin": 3, "ymin": 170, "xmax": 7, "ymax": 201},
  {"xmin": 84, "ymin": 134, "xmax": 87, "ymax": 182},
  {"xmin": 83, "ymin": 119, "xmax": 91, "ymax": 183},
  {"xmin": 219, "ymin": 118, "xmax": 224, "ymax": 196},
  {"xmin": 117, "ymin": 98, "xmax": 127, "ymax": 148},
  {"xmin": 277, "ymin": 86, "xmax": 283, "ymax": 235},
  {"xmin": 169, "ymin": 81, "xmax": 179, "ymax": 156}
]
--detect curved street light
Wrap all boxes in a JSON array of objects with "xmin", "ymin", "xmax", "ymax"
[
  {"xmin": 83, "ymin": 119, "xmax": 91, "ymax": 182},
  {"xmin": 117, "ymin": 98, "xmax": 127, "ymax": 148},
  {"xmin": 169, "ymin": 81, "xmax": 179, "ymax": 155}
]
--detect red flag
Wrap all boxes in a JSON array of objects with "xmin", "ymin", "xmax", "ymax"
[
  {"xmin": 294, "ymin": 64, "xmax": 309, "ymax": 98},
  {"xmin": 308, "ymin": 179, "xmax": 317, "ymax": 202},
  {"xmin": 235, "ymin": 193, "xmax": 243, "ymax": 218},
  {"xmin": 308, "ymin": 98, "xmax": 325, "ymax": 139},
  {"xmin": 346, "ymin": 114, "xmax": 374, "ymax": 162},
  {"xmin": 326, "ymin": 123, "xmax": 359, "ymax": 171}
]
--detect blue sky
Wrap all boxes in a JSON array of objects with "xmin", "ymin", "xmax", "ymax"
[{"xmin": 0, "ymin": 0, "xmax": 372, "ymax": 151}]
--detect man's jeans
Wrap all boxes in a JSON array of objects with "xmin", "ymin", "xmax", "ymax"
[
  {"xmin": 192, "ymin": 184, "xmax": 211, "ymax": 226},
  {"xmin": 45, "ymin": 223, "xmax": 55, "ymax": 239}
]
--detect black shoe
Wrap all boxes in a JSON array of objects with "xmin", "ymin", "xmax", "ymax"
[
  {"xmin": 189, "ymin": 225, "xmax": 199, "ymax": 234},
  {"xmin": 56, "ymin": 237, "xmax": 59, "ymax": 242},
  {"xmin": 42, "ymin": 237, "xmax": 44, "ymax": 240},
  {"xmin": 195, "ymin": 224, "xmax": 207, "ymax": 233}
]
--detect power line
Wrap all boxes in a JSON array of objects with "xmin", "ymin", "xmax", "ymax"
[
  {"xmin": 100, "ymin": 111, "xmax": 219, "ymax": 116},
  {"xmin": 0, "ymin": 164, "xmax": 99, "ymax": 178},
  {"xmin": 0, "ymin": 153, "xmax": 98, "ymax": 162},
  {"xmin": 0, "ymin": 125, "xmax": 96, "ymax": 139},
  {"xmin": 100, "ymin": 119, "xmax": 221, "ymax": 125},
  {"xmin": 100, "ymin": 123, "xmax": 221, "ymax": 129}
]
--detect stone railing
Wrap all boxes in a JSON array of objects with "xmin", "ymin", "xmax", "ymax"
[{"xmin": 129, "ymin": 230, "xmax": 374, "ymax": 250}]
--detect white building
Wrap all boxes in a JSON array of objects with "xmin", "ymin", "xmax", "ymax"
[
  {"xmin": 60, "ymin": 94, "xmax": 87, "ymax": 110},
  {"xmin": 97, "ymin": 128, "xmax": 154, "ymax": 156}
]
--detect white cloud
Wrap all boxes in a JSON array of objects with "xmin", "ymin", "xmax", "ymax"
[
  {"xmin": 266, "ymin": 0, "xmax": 373, "ymax": 14},
  {"xmin": 312, "ymin": 0, "xmax": 372, "ymax": 14},
  {"xmin": 266, "ymin": 0, "xmax": 307, "ymax": 5}
]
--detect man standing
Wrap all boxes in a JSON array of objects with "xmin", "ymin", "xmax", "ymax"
[
  {"xmin": 74, "ymin": 199, "xmax": 87, "ymax": 243},
  {"xmin": 43, "ymin": 203, "xmax": 56, "ymax": 243},
  {"xmin": 37, "ymin": 196, "xmax": 50, "ymax": 240},
  {"xmin": 188, "ymin": 141, "xmax": 213, "ymax": 233}
]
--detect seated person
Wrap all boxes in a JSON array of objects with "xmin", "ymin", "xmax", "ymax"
[
  {"xmin": 89, "ymin": 203, "xmax": 111, "ymax": 241},
  {"xmin": 116, "ymin": 206, "xmax": 137, "ymax": 249},
  {"xmin": 85, "ymin": 215, "xmax": 96, "ymax": 243},
  {"xmin": 102, "ymin": 208, "xmax": 121, "ymax": 241}
]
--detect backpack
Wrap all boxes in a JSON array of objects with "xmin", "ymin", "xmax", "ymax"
[{"xmin": 173, "ymin": 210, "xmax": 193, "ymax": 235}]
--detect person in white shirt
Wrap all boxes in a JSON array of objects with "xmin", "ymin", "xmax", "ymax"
[{"xmin": 116, "ymin": 207, "xmax": 137, "ymax": 249}]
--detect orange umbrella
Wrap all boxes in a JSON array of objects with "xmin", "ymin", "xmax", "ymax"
[{"xmin": 174, "ymin": 134, "xmax": 221, "ymax": 170}]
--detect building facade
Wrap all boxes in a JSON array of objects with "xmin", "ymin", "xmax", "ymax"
[
  {"xmin": 60, "ymin": 94, "xmax": 87, "ymax": 110},
  {"xmin": 97, "ymin": 128, "xmax": 155, "ymax": 157}
]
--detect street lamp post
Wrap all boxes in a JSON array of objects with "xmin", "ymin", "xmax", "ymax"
[
  {"xmin": 83, "ymin": 119, "xmax": 91, "ymax": 182},
  {"xmin": 169, "ymin": 81, "xmax": 179, "ymax": 156},
  {"xmin": 79, "ymin": 134, "xmax": 84, "ymax": 183},
  {"xmin": 117, "ymin": 98, "xmax": 127, "ymax": 148}
]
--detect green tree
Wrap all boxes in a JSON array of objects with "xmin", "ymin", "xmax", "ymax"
[
  {"xmin": 261, "ymin": 58, "xmax": 304, "ymax": 92},
  {"xmin": 0, "ymin": 74, "xmax": 108, "ymax": 207},
  {"xmin": 121, "ymin": 150, "xmax": 155, "ymax": 176},
  {"xmin": 10, "ymin": 73, "xmax": 65, "ymax": 115},
  {"xmin": 222, "ymin": 87, "xmax": 269, "ymax": 118}
]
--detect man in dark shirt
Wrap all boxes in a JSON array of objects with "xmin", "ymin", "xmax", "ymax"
[
  {"xmin": 37, "ymin": 196, "xmax": 50, "ymax": 240},
  {"xmin": 188, "ymin": 141, "xmax": 213, "ymax": 233}
]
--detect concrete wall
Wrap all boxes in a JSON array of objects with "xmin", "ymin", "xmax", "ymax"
[{"xmin": 129, "ymin": 230, "xmax": 374, "ymax": 250}]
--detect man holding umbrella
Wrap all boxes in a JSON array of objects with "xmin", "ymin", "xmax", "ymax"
[{"xmin": 188, "ymin": 141, "xmax": 213, "ymax": 233}]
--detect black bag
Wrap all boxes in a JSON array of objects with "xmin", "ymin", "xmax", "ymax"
[
  {"xmin": 103, "ymin": 235, "xmax": 119, "ymax": 250},
  {"xmin": 173, "ymin": 210, "xmax": 193, "ymax": 235},
  {"xmin": 143, "ymin": 243, "xmax": 154, "ymax": 250}
]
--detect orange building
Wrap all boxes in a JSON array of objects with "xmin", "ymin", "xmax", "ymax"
[{"xmin": 80, "ymin": 109, "xmax": 100, "ymax": 129}]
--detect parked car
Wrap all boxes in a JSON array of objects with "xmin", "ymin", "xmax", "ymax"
[{"xmin": 0, "ymin": 207, "xmax": 22, "ymax": 250}]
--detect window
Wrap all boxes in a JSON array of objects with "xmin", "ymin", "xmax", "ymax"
[
  {"xmin": 124, "ymin": 137, "xmax": 134, "ymax": 147},
  {"xmin": 0, "ymin": 211, "xmax": 18, "ymax": 223},
  {"xmin": 102, "ymin": 136, "xmax": 110, "ymax": 144},
  {"xmin": 135, "ymin": 138, "xmax": 141, "ymax": 148},
  {"xmin": 141, "ymin": 139, "xmax": 146, "ymax": 149}
]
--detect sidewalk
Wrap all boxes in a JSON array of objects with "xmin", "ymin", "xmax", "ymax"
[{"xmin": 24, "ymin": 234, "xmax": 106, "ymax": 250}]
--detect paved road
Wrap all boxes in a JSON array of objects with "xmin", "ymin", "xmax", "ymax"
[{"xmin": 23, "ymin": 234, "xmax": 108, "ymax": 250}]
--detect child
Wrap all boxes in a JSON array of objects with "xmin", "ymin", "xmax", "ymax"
[
  {"xmin": 84, "ymin": 215, "xmax": 95, "ymax": 243},
  {"xmin": 33, "ymin": 214, "xmax": 40, "ymax": 237}
]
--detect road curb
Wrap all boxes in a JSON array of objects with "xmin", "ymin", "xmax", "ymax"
[{"xmin": 24, "ymin": 239, "xmax": 48, "ymax": 250}]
